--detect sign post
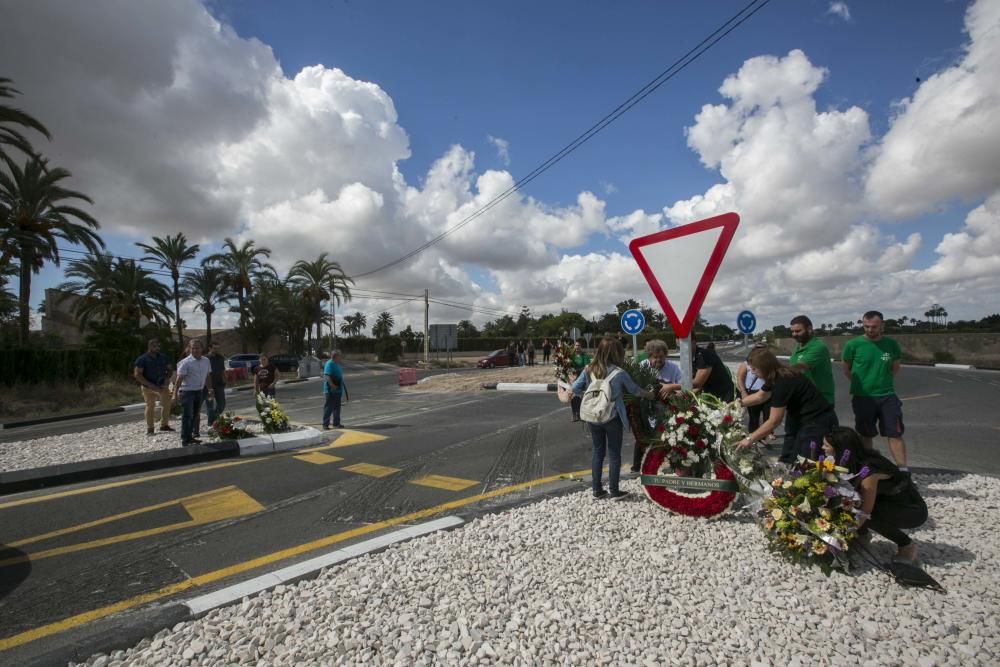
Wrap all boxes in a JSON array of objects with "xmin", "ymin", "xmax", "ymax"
[
  {"xmin": 620, "ymin": 309, "xmax": 645, "ymax": 359},
  {"xmin": 737, "ymin": 309, "xmax": 756, "ymax": 349},
  {"xmin": 628, "ymin": 212, "xmax": 740, "ymax": 389}
]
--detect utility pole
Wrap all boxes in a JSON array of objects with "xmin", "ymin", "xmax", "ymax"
[{"xmin": 423, "ymin": 289, "xmax": 429, "ymax": 364}]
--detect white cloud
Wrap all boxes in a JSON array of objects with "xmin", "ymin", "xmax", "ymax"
[
  {"xmin": 919, "ymin": 191, "xmax": 1000, "ymax": 284},
  {"xmin": 866, "ymin": 0, "xmax": 1000, "ymax": 219},
  {"xmin": 600, "ymin": 180, "xmax": 619, "ymax": 196},
  {"xmin": 486, "ymin": 135, "xmax": 510, "ymax": 166},
  {"xmin": 827, "ymin": 2, "xmax": 851, "ymax": 22}
]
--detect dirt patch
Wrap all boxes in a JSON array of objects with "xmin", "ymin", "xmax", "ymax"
[{"xmin": 404, "ymin": 366, "xmax": 557, "ymax": 392}]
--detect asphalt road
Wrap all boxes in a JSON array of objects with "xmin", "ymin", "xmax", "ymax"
[{"xmin": 0, "ymin": 358, "xmax": 997, "ymax": 664}]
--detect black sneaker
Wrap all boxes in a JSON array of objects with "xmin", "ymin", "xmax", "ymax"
[
  {"xmin": 332, "ymin": 424, "xmax": 344, "ymax": 428},
  {"xmin": 146, "ymin": 428, "xmax": 155, "ymax": 436},
  {"xmin": 593, "ymin": 489, "xmax": 608, "ymax": 499},
  {"xmin": 609, "ymin": 490, "xmax": 631, "ymax": 501},
  {"xmin": 185, "ymin": 438, "xmax": 202, "ymax": 446},
  {"xmin": 160, "ymin": 425, "xmax": 175, "ymax": 432}
]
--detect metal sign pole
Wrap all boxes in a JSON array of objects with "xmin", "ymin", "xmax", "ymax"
[
  {"xmin": 632, "ymin": 334, "xmax": 638, "ymax": 360},
  {"xmin": 679, "ymin": 332, "xmax": 693, "ymax": 390}
]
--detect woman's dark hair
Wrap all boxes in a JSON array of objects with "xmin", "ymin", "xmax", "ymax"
[
  {"xmin": 823, "ymin": 426, "xmax": 866, "ymax": 473},
  {"xmin": 746, "ymin": 348, "xmax": 796, "ymax": 383}
]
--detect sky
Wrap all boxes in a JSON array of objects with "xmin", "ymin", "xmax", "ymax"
[{"xmin": 2, "ymin": 0, "xmax": 999, "ymax": 335}]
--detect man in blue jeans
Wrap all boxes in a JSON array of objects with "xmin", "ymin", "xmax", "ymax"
[
  {"xmin": 205, "ymin": 341, "xmax": 227, "ymax": 426},
  {"xmin": 322, "ymin": 350, "xmax": 345, "ymax": 429},
  {"xmin": 172, "ymin": 339, "xmax": 212, "ymax": 446}
]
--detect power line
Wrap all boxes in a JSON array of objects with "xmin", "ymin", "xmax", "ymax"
[{"xmin": 351, "ymin": 0, "xmax": 772, "ymax": 279}]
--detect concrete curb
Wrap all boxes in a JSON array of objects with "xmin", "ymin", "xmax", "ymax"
[
  {"xmin": 183, "ymin": 515, "xmax": 465, "ymax": 616},
  {"xmin": 933, "ymin": 363, "xmax": 975, "ymax": 370},
  {"xmin": 483, "ymin": 382, "xmax": 558, "ymax": 392},
  {"xmin": 0, "ymin": 427, "xmax": 328, "ymax": 496}
]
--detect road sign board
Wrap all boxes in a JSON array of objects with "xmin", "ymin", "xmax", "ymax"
[
  {"xmin": 620, "ymin": 309, "xmax": 645, "ymax": 335},
  {"xmin": 569, "ymin": 327, "xmax": 581, "ymax": 341},
  {"xmin": 628, "ymin": 212, "xmax": 740, "ymax": 339},
  {"xmin": 737, "ymin": 310, "xmax": 756, "ymax": 335},
  {"xmin": 429, "ymin": 323, "xmax": 458, "ymax": 350}
]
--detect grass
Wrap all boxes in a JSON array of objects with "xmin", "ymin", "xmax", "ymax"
[{"xmin": 0, "ymin": 375, "xmax": 257, "ymax": 421}]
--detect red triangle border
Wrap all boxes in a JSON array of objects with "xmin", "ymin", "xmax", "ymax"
[{"xmin": 628, "ymin": 212, "xmax": 740, "ymax": 339}]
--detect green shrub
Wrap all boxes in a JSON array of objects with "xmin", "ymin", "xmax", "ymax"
[
  {"xmin": 374, "ymin": 336, "xmax": 403, "ymax": 363},
  {"xmin": 932, "ymin": 350, "xmax": 956, "ymax": 364}
]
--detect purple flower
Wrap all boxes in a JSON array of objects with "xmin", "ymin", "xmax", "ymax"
[
  {"xmin": 823, "ymin": 486, "xmax": 839, "ymax": 498},
  {"xmin": 839, "ymin": 449, "xmax": 851, "ymax": 466},
  {"xmin": 857, "ymin": 465, "xmax": 871, "ymax": 480},
  {"xmin": 809, "ymin": 441, "xmax": 818, "ymax": 458}
]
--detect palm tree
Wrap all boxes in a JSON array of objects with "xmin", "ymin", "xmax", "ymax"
[
  {"xmin": 206, "ymin": 238, "xmax": 273, "ymax": 352},
  {"xmin": 0, "ymin": 262, "xmax": 17, "ymax": 322},
  {"xmin": 340, "ymin": 311, "xmax": 367, "ymax": 337},
  {"xmin": 58, "ymin": 255, "xmax": 171, "ymax": 330},
  {"xmin": 372, "ymin": 311, "xmax": 395, "ymax": 338},
  {"xmin": 181, "ymin": 264, "xmax": 229, "ymax": 346},
  {"xmin": 137, "ymin": 233, "xmax": 200, "ymax": 350},
  {"xmin": 0, "ymin": 156, "xmax": 104, "ymax": 344},
  {"xmin": 242, "ymin": 288, "xmax": 281, "ymax": 351},
  {"xmin": 0, "ymin": 77, "xmax": 51, "ymax": 163},
  {"xmin": 287, "ymin": 252, "xmax": 353, "ymax": 350}
]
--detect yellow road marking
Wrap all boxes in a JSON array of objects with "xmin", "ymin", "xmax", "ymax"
[
  {"xmin": 326, "ymin": 429, "xmax": 389, "ymax": 449},
  {"xmin": 0, "ymin": 458, "xmax": 259, "ymax": 511},
  {"xmin": 900, "ymin": 393, "xmax": 942, "ymax": 402},
  {"xmin": 293, "ymin": 452, "xmax": 344, "ymax": 465},
  {"xmin": 0, "ymin": 487, "xmax": 263, "ymax": 568},
  {"xmin": 0, "ymin": 466, "xmax": 592, "ymax": 651},
  {"xmin": 341, "ymin": 462, "xmax": 400, "ymax": 478},
  {"xmin": 410, "ymin": 474, "xmax": 479, "ymax": 492}
]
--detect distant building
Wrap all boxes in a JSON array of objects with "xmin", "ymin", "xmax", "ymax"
[{"xmin": 40, "ymin": 288, "xmax": 88, "ymax": 346}]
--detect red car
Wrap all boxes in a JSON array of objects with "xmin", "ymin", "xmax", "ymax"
[{"xmin": 477, "ymin": 349, "xmax": 516, "ymax": 368}]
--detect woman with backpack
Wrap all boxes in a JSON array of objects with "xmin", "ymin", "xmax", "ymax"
[
  {"xmin": 821, "ymin": 426, "xmax": 927, "ymax": 563},
  {"xmin": 571, "ymin": 337, "xmax": 656, "ymax": 500}
]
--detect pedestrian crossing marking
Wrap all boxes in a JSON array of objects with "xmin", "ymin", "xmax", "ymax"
[
  {"xmin": 294, "ymin": 452, "xmax": 345, "ymax": 465},
  {"xmin": 410, "ymin": 475, "xmax": 479, "ymax": 492},
  {"xmin": 341, "ymin": 462, "xmax": 400, "ymax": 478}
]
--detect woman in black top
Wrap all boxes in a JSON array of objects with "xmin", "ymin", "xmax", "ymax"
[
  {"xmin": 822, "ymin": 427, "xmax": 927, "ymax": 562},
  {"xmin": 737, "ymin": 348, "xmax": 838, "ymax": 463}
]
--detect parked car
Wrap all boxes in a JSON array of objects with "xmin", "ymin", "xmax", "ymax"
[
  {"xmin": 477, "ymin": 349, "xmax": 515, "ymax": 368},
  {"xmin": 226, "ymin": 353, "xmax": 261, "ymax": 371},
  {"xmin": 269, "ymin": 354, "xmax": 300, "ymax": 372}
]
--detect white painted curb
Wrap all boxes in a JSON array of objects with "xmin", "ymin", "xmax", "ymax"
[
  {"xmin": 235, "ymin": 427, "xmax": 326, "ymax": 456},
  {"xmin": 495, "ymin": 382, "xmax": 553, "ymax": 392},
  {"xmin": 182, "ymin": 515, "xmax": 465, "ymax": 616},
  {"xmin": 934, "ymin": 363, "xmax": 974, "ymax": 370}
]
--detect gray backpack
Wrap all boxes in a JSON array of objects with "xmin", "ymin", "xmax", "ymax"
[{"xmin": 579, "ymin": 368, "xmax": 622, "ymax": 424}]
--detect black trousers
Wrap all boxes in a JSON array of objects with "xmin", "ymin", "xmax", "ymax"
[
  {"xmin": 868, "ymin": 491, "xmax": 928, "ymax": 547},
  {"xmin": 781, "ymin": 410, "xmax": 839, "ymax": 463},
  {"xmin": 745, "ymin": 388, "xmax": 771, "ymax": 431}
]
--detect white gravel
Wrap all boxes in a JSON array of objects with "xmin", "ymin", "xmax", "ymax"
[
  {"xmin": 0, "ymin": 419, "xmax": 250, "ymax": 473},
  {"xmin": 76, "ymin": 471, "xmax": 999, "ymax": 666}
]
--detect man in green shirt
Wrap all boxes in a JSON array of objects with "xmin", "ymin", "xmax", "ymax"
[
  {"xmin": 789, "ymin": 315, "xmax": 836, "ymax": 406},
  {"xmin": 841, "ymin": 310, "xmax": 907, "ymax": 468}
]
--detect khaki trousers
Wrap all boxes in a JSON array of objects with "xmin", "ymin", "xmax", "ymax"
[{"xmin": 140, "ymin": 385, "xmax": 173, "ymax": 429}]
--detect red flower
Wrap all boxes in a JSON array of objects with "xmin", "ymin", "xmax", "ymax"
[
  {"xmin": 675, "ymin": 416, "xmax": 685, "ymax": 425},
  {"xmin": 687, "ymin": 425, "xmax": 699, "ymax": 436},
  {"xmin": 722, "ymin": 415, "xmax": 733, "ymax": 424},
  {"xmin": 656, "ymin": 424, "xmax": 665, "ymax": 433},
  {"xmin": 695, "ymin": 440, "xmax": 706, "ymax": 450}
]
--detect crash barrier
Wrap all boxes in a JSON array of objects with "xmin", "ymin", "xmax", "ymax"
[{"xmin": 399, "ymin": 368, "xmax": 418, "ymax": 386}]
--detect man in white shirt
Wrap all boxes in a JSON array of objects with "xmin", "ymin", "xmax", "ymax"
[
  {"xmin": 633, "ymin": 339, "xmax": 683, "ymax": 472},
  {"xmin": 173, "ymin": 339, "xmax": 212, "ymax": 446}
]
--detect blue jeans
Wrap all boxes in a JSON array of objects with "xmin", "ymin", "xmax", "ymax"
[
  {"xmin": 323, "ymin": 392, "xmax": 343, "ymax": 427},
  {"xmin": 589, "ymin": 415, "xmax": 623, "ymax": 494},
  {"xmin": 180, "ymin": 390, "xmax": 203, "ymax": 443},
  {"xmin": 206, "ymin": 383, "xmax": 226, "ymax": 425}
]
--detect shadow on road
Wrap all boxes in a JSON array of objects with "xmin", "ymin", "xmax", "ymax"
[{"xmin": 0, "ymin": 545, "xmax": 32, "ymax": 600}]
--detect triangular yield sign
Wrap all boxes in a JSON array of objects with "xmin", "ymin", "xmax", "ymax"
[{"xmin": 628, "ymin": 212, "xmax": 740, "ymax": 339}]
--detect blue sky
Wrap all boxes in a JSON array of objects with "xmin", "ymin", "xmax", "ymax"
[{"xmin": 3, "ymin": 0, "xmax": 998, "ymax": 332}]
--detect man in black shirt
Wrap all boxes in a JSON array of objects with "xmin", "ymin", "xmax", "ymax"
[
  {"xmin": 692, "ymin": 344, "xmax": 735, "ymax": 402},
  {"xmin": 133, "ymin": 338, "xmax": 174, "ymax": 435},
  {"xmin": 205, "ymin": 341, "xmax": 227, "ymax": 425}
]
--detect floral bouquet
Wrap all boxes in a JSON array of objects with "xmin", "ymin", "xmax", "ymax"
[
  {"xmin": 654, "ymin": 390, "xmax": 744, "ymax": 477},
  {"xmin": 552, "ymin": 342, "xmax": 576, "ymax": 403},
  {"xmin": 210, "ymin": 412, "xmax": 255, "ymax": 440},
  {"xmin": 255, "ymin": 392, "xmax": 291, "ymax": 434},
  {"xmin": 759, "ymin": 450, "xmax": 862, "ymax": 574}
]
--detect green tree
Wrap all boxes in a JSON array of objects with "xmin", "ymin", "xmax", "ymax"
[
  {"xmin": 287, "ymin": 252, "xmax": 353, "ymax": 349},
  {"xmin": 206, "ymin": 238, "xmax": 273, "ymax": 352},
  {"xmin": 339, "ymin": 311, "xmax": 368, "ymax": 337},
  {"xmin": 372, "ymin": 311, "xmax": 395, "ymax": 338},
  {"xmin": 457, "ymin": 319, "xmax": 479, "ymax": 337},
  {"xmin": 181, "ymin": 264, "xmax": 230, "ymax": 346},
  {"xmin": 0, "ymin": 77, "xmax": 51, "ymax": 163},
  {"xmin": 615, "ymin": 299, "xmax": 641, "ymax": 317},
  {"xmin": 0, "ymin": 156, "xmax": 104, "ymax": 344},
  {"xmin": 58, "ymin": 254, "xmax": 171, "ymax": 330},
  {"xmin": 482, "ymin": 314, "xmax": 516, "ymax": 338},
  {"xmin": 242, "ymin": 287, "xmax": 281, "ymax": 351},
  {"xmin": 137, "ymin": 233, "xmax": 200, "ymax": 350}
]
